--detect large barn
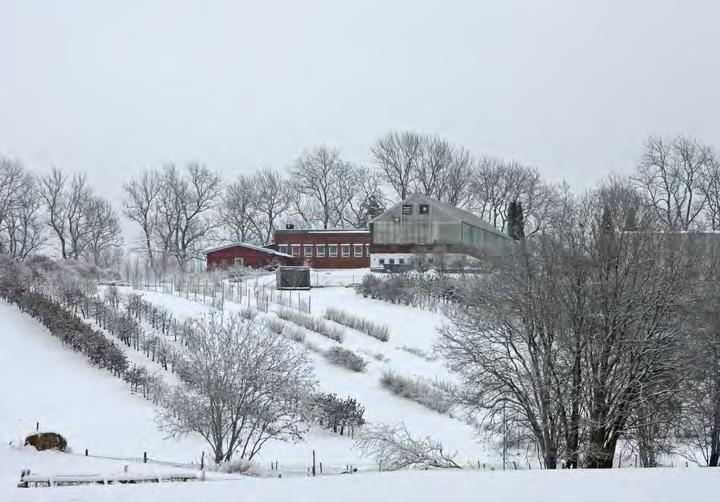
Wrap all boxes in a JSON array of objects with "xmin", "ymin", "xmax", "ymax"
[{"xmin": 369, "ymin": 193, "xmax": 514, "ymax": 270}]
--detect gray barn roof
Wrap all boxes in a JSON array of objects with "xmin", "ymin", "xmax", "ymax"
[{"xmin": 372, "ymin": 193, "xmax": 510, "ymax": 240}]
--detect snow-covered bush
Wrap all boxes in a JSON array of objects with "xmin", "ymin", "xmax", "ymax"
[
  {"xmin": 325, "ymin": 307, "xmax": 390, "ymax": 341},
  {"xmin": 239, "ymin": 306, "xmax": 257, "ymax": 320},
  {"xmin": 355, "ymin": 422, "xmax": 460, "ymax": 470},
  {"xmin": 267, "ymin": 317, "xmax": 306, "ymax": 343},
  {"xmin": 213, "ymin": 458, "xmax": 260, "ymax": 476},
  {"xmin": 399, "ymin": 345, "xmax": 437, "ymax": 361},
  {"xmin": 311, "ymin": 392, "xmax": 365, "ymax": 436},
  {"xmin": 324, "ymin": 346, "xmax": 367, "ymax": 372},
  {"xmin": 380, "ymin": 371, "xmax": 454, "ymax": 414},
  {"xmin": 277, "ymin": 308, "xmax": 344, "ymax": 342}
]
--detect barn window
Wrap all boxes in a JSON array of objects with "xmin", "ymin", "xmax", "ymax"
[
  {"xmin": 278, "ymin": 244, "xmax": 288, "ymax": 254},
  {"xmin": 399, "ymin": 258, "xmax": 406, "ymax": 264},
  {"xmin": 389, "ymin": 258, "xmax": 395, "ymax": 264},
  {"xmin": 353, "ymin": 244, "xmax": 363, "ymax": 257},
  {"xmin": 379, "ymin": 258, "xmax": 385, "ymax": 265},
  {"xmin": 234, "ymin": 257, "xmax": 245, "ymax": 267},
  {"xmin": 419, "ymin": 204, "xmax": 430, "ymax": 215},
  {"xmin": 290, "ymin": 244, "xmax": 300, "ymax": 256},
  {"xmin": 316, "ymin": 245, "xmax": 326, "ymax": 257},
  {"xmin": 365, "ymin": 243, "xmax": 370, "ymax": 256},
  {"xmin": 341, "ymin": 244, "xmax": 351, "ymax": 257},
  {"xmin": 401, "ymin": 204, "xmax": 413, "ymax": 215},
  {"xmin": 328, "ymin": 244, "xmax": 338, "ymax": 257},
  {"xmin": 303, "ymin": 244, "xmax": 313, "ymax": 257}
]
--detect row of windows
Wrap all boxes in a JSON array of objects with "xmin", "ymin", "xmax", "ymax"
[{"xmin": 278, "ymin": 243, "xmax": 369, "ymax": 258}]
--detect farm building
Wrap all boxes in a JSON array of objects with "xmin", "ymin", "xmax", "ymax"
[
  {"xmin": 272, "ymin": 229, "xmax": 371, "ymax": 269},
  {"xmin": 369, "ymin": 193, "xmax": 514, "ymax": 270},
  {"xmin": 203, "ymin": 242, "xmax": 294, "ymax": 270}
]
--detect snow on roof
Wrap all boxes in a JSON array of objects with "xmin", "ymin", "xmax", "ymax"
[
  {"xmin": 274, "ymin": 229, "xmax": 370, "ymax": 234},
  {"xmin": 202, "ymin": 242, "xmax": 294, "ymax": 258}
]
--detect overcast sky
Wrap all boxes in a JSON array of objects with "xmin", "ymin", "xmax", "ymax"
[{"xmin": 2, "ymin": 0, "xmax": 719, "ymax": 203}]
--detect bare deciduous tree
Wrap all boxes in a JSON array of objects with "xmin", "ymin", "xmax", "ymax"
[
  {"xmin": 159, "ymin": 313, "xmax": 315, "ymax": 464},
  {"xmin": 222, "ymin": 174, "xmax": 260, "ymax": 243},
  {"xmin": 123, "ymin": 171, "xmax": 160, "ymax": 267},
  {"xmin": 251, "ymin": 168, "xmax": 291, "ymax": 244},
  {"xmin": 634, "ymin": 135, "xmax": 714, "ymax": 230},
  {"xmin": 372, "ymin": 131, "xmax": 423, "ymax": 200}
]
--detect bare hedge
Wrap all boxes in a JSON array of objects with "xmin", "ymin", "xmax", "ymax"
[{"xmin": 325, "ymin": 307, "xmax": 390, "ymax": 342}]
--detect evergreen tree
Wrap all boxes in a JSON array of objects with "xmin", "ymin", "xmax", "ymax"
[
  {"xmin": 516, "ymin": 201, "xmax": 525, "ymax": 240},
  {"xmin": 507, "ymin": 201, "xmax": 517, "ymax": 239}
]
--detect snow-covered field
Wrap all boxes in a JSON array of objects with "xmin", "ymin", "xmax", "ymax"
[{"xmin": 3, "ymin": 269, "xmax": 718, "ymax": 500}]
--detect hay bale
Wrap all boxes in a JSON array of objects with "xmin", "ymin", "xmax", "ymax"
[{"xmin": 24, "ymin": 432, "xmax": 68, "ymax": 452}]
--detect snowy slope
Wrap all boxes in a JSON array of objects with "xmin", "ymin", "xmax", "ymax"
[
  {"xmin": 131, "ymin": 272, "xmax": 499, "ymax": 469},
  {"xmin": 0, "ymin": 301, "xmax": 207, "ymax": 463}
]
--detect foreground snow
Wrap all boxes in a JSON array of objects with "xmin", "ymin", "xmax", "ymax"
[{"xmin": 3, "ymin": 462, "xmax": 718, "ymax": 502}]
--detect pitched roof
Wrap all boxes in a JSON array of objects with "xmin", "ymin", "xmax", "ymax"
[
  {"xmin": 374, "ymin": 193, "xmax": 511, "ymax": 239},
  {"xmin": 202, "ymin": 242, "xmax": 294, "ymax": 258}
]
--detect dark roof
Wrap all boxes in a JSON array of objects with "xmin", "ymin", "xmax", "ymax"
[
  {"xmin": 202, "ymin": 242, "xmax": 293, "ymax": 258},
  {"xmin": 274, "ymin": 229, "xmax": 370, "ymax": 235}
]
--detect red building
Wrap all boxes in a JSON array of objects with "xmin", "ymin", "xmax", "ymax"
[
  {"xmin": 272, "ymin": 229, "xmax": 370, "ymax": 269},
  {"xmin": 203, "ymin": 242, "xmax": 294, "ymax": 270}
]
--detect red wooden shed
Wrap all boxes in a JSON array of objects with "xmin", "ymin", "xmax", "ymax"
[{"xmin": 203, "ymin": 243, "xmax": 295, "ymax": 270}]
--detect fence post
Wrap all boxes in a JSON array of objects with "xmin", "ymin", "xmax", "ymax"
[
  {"xmin": 36, "ymin": 421, "xmax": 39, "ymax": 431},
  {"xmin": 143, "ymin": 451, "xmax": 147, "ymax": 464},
  {"xmin": 312, "ymin": 450, "xmax": 316, "ymax": 477},
  {"xmin": 201, "ymin": 451, "xmax": 204, "ymax": 470},
  {"xmin": 319, "ymin": 462, "xmax": 323, "ymax": 475},
  {"xmin": 85, "ymin": 449, "xmax": 88, "ymax": 457}
]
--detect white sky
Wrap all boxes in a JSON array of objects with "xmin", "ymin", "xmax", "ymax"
[{"xmin": 1, "ymin": 0, "xmax": 719, "ymax": 203}]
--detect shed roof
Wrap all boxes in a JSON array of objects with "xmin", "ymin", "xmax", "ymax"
[{"xmin": 202, "ymin": 242, "xmax": 294, "ymax": 258}]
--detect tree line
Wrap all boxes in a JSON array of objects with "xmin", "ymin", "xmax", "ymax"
[{"xmin": 1, "ymin": 130, "xmax": 580, "ymax": 272}]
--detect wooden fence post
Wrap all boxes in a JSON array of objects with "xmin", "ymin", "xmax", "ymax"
[
  {"xmin": 312, "ymin": 450, "xmax": 316, "ymax": 477},
  {"xmin": 143, "ymin": 451, "xmax": 147, "ymax": 463}
]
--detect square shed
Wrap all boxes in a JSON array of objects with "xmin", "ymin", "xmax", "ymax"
[{"xmin": 276, "ymin": 266, "xmax": 311, "ymax": 290}]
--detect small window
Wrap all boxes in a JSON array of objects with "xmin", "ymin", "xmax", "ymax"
[
  {"xmin": 353, "ymin": 244, "xmax": 363, "ymax": 257},
  {"xmin": 419, "ymin": 204, "xmax": 430, "ymax": 215},
  {"xmin": 379, "ymin": 258, "xmax": 385, "ymax": 265},
  {"xmin": 234, "ymin": 257, "xmax": 245, "ymax": 267},
  {"xmin": 365, "ymin": 243, "xmax": 370, "ymax": 256},
  {"xmin": 341, "ymin": 244, "xmax": 351, "ymax": 257},
  {"xmin": 399, "ymin": 258, "xmax": 406, "ymax": 264},
  {"xmin": 303, "ymin": 244, "xmax": 313, "ymax": 257},
  {"xmin": 328, "ymin": 244, "xmax": 338, "ymax": 257},
  {"xmin": 316, "ymin": 245, "xmax": 326, "ymax": 257},
  {"xmin": 278, "ymin": 244, "xmax": 288, "ymax": 254},
  {"xmin": 401, "ymin": 204, "xmax": 413, "ymax": 215},
  {"xmin": 389, "ymin": 258, "xmax": 395, "ymax": 264},
  {"xmin": 290, "ymin": 245, "xmax": 300, "ymax": 257}
]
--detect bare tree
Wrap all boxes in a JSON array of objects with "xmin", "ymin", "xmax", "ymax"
[
  {"xmin": 39, "ymin": 168, "xmax": 69, "ymax": 259},
  {"xmin": 372, "ymin": 131, "xmax": 423, "ymax": 200},
  {"xmin": 3, "ymin": 173, "xmax": 46, "ymax": 259},
  {"xmin": 339, "ymin": 167, "xmax": 386, "ymax": 228},
  {"xmin": 83, "ymin": 194, "xmax": 123, "ymax": 267},
  {"xmin": 251, "ymin": 168, "xmax": 291, "ymax": 244},
  {"xmin": 159, "ymin": 313, "xmax": 315, "ymax": 464},
  {"xmin": 155, "ymin": 164, "xmax": 222, "ymax": 271},
  {"xmin": 222, "ymin": 174, "xmax": 260, "ymax": 243},
  {"xmin": 290, "ymin": 146, "xmax": 356, "ymax": 229},
  {"xmin": 634, "ymin": 135, "xmax": 714, "ymax": 230},
  {"xmin": 123, "ymin": 171, "xmax": 160, "ymax": 267}
]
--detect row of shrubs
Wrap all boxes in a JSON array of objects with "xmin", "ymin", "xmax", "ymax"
[
  {"xmin": 269, "ymin": 317, "xmax": 367, "ymax": 373},
  {"xmin": 380, "ymin": 370, "xmax": 455, "ymax": 414},
  {"xmin": 355, "ymin": 274, "xmax": 466, "ymax": 311},
  {"xmin": 277, "ymin": 308, "xmax": 344, "ymax": 342},
  {"xmin": 0, "ymin": 284, "xmax": 128, "ymax": 377},
  {"xmin": 324, "ymin": 307, "xmax": 390, "ymax": 342}
]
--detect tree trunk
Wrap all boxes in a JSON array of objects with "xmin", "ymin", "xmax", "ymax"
[{"xmin": 587, "ymin": 427, "xmax": 617, "ymax": 468}]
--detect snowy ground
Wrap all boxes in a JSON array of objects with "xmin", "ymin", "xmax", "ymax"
[{"xmin": 4, "ymin": 463, "xmax": 718, "ymax": 502}]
